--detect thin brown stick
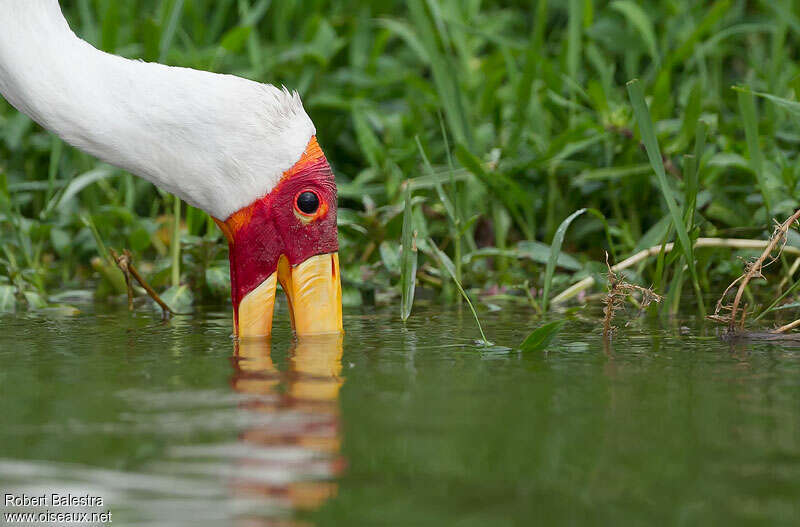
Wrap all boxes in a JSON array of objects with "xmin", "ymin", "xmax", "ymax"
[
  {"xmin": 712, "ymin": 209, "xmax": 800, "ymax": 331},
  {"xmin": 552, "ymin": 238, "xmax": 800, "ymax": 305},
  {"xmin": 110, "ymin": 249, "xmax": 135, "ymax": 311},
  {"xmin": 110, "ymin": 248, "xmax": 177, "ymax": 318},
  {"xmin": 773, "ymin": 317, "xmax": 800, "ymax": 334}
]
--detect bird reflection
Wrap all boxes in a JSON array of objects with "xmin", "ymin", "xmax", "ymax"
[{"xmin": 229, "ymin": 334, "xmax": 345, "ymax": 522}]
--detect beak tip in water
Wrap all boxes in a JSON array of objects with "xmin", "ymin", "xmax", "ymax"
[{"xmin": 236, "ymin": 252, "xmax": 342, "ymax": 339}]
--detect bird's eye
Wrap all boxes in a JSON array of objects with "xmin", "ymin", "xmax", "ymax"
[{"xmin": 295, "ymin": 191, "xmax": 320, "ymax": 215}]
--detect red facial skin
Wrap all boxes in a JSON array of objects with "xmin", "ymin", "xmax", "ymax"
[{"xmin": 215, "ymin": 137, "xmax": 338, "ymax": 321}]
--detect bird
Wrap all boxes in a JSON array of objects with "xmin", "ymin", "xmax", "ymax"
[{"xmin": 0, "ymin": 0, "xmax": 342, "ymax": 338}]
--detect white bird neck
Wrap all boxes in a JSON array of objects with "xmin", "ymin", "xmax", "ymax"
[{"xmin": 0, "ymin": 0, "xmax": 316, "ymax": 220}]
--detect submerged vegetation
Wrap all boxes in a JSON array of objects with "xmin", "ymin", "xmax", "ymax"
[{"xmin": 4, "ymin": 0, "xmax": 800, "ymax": 332}]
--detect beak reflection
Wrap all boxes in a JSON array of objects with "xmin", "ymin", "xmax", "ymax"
[
  {"xmin": 230, "ymin": 333, "xmax": 345, "ymax": 514},
  {"xmin": 237, "ymin": 253, "xmax": 343, "ymax": 338}
]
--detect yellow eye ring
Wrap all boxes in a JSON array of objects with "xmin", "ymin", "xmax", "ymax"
[{"xmin": 294, "ymin": 190, "xmax": 327, "ymax": 223}]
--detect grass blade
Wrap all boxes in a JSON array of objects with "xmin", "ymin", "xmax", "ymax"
[
  {"xmin": 512, "ymin": 0, "xmax": 547, "ymax": 147},
  {"xmin": 80, "ymin": 213, "xmax": 111, "ymax": 265},
  {"xmin": 627, "ymin": 78, "xmax": 705, "ymax": 316},
  {"xmin": 415, "ymin": 136, "xmax": 456, "ymax": 226},
  {"xmin": 686, "ymin": 119, "xmax": 707, "ymax": 229},
  {"xmin": 667, "ymin": 0, "xmax": 731, "ymax": 67},
  {"xmin": 542, "ymin": 208, "xmax": 586, "ymax": 312},
  {"xmin": 407, "ymin": 0, "xmax": 473, "ymax": 148},
  {"xmin": 170, "ymin": 195, "xmax": 181, "ymax": 287},
  {"xmin": 44, "ymin": 136, "xmax": 62, "ymax": 208},
  {"xmin": 427, "ymin": 239, "xmax": 488, "ymax": 345},
  {"xmin": 455, "ymin": 145, "xmax": 531, "ymax": 239},
  {"xmin": 566, "ymin": 0, "xmax": 582, "ymax": 81},
  {"xmin": 737, "ymin": 89, "xmax": 773, "ymax": 221},
  {"xmin": 159, "ymin": 0, "xmax": 184, "ymax": 62},
  {"xmin": 48, "ymin": 167, "xmax": 116, "ymax": 214},
  {"xmin": 665, "ymin": 262, "xmax": 686, "ymax": 316},
  {"xmin": 756, "ymin": 274, "xmax": 800, "ymax": 320},
  {"xmin": 611, "ymin": 1, "xmax": 659, "ymax": 65},
  {"xmin": 400, "ymin": 183, "xmax": 417, "ymax": 321},
  {"xmin": 740, "ymin": 86, "xmax": 800, "ymax": 117},
  {"xmin": 682, "ymin": 155, "xmax": 697, "ymax": 225}
]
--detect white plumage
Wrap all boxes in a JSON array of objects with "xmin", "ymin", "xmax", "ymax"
[{"xmin": 0, "ymin": 0, "xmax": 316, "ymax": 220}]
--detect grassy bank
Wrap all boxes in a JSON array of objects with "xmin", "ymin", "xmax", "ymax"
[{"xmin": 2, "ymin": 0, "xmax": 800, "ymax": 321}]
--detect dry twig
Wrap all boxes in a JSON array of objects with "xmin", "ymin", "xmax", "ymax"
[
  {"xmin": 711, "ymin": 209, "xmax": 800, "ymax": 332},
  {"xmin": 602, "ymin": 253, "xmax": 662, "ymax": 339},
  {"xmin": 552, "ymin": 238, "xmax": 800, "ymax": 306},
  {"xmin": 110, "ymin": 248, "xmax": 177, "ymax": 319}
]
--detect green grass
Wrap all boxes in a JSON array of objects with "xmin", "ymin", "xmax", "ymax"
[{"xmin": 3, "ymin": 0, "xmax": 800, "ymax": 324}]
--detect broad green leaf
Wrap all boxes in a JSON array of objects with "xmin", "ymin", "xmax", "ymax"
[
  {"xmin": 520, "ymin": 241, "xmax": 581, "ymax": 270},
  {"xmin": 708, "ymin": 152, "xmax": 748, "ymax": 170},
  {"xmin": 23, "ymin": 291, "xmax": 47, "ymax": 310},
  {"xmin": 0, "ymin": 285, "xmax": 16, "ymax": 313},
  {"xmin": 129, "ymin": 224, "xmax": 152, "ymax": 252},
  {"xmin": 520, "ymin": 320, "xmax": 566, "ymax": 352},
  {"xmin": 379, "ymin": 242, "xmax": 401, "ymax": 274},
  {"xmin": 542, "ymin": 208, "xmax": 586, "ymax": 312},
  {"xmin": 205, "ymin": 266, "xmax": 230, "ymax": 297},
  {"xmin": 159, "ymin": 284, "xmax": 194, "ymax": 314},
  {"xmin": 220, "ymin": 25, "xmax": 252, "ymax": 53},
  {"xmin": 634, "ymin": 214, "xmax": 671, "ymax": 253},
  {"xmin": 50, "ymin": 228, "xmax": 72, "ymax": 257}
]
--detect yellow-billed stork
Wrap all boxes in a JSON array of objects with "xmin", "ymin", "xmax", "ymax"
[{"xmin": 0, "ymin": 0, "xmax": 342, "ymax": 337}]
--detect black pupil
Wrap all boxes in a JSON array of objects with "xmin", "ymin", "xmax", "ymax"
[{"xmin": 296, "ymin": 191, "xmax": 319, "ymax": 214}]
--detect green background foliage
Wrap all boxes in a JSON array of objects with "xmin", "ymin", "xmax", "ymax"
[{"xmin": 2, "ymin": 0, "xmax": 800, "ymax": 315}]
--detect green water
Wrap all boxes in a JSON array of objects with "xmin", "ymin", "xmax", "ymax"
[{"xmin": 1, "ymin": 305, "xmax": 800, "ymax": 526}]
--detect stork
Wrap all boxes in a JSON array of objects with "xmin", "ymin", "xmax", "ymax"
[{"xmin": 0, "ymin": 1, "xmax": 342, "ymax": 337}]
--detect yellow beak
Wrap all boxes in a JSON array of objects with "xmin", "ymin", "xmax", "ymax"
[{"xmin": 236, "ymin": 253, "xmax": 343, "ymax": 338}]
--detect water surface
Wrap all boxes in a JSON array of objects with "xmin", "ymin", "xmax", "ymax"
[{"xmin": 1, "ymin": 304, "xmax": 799, "ymax": 525}]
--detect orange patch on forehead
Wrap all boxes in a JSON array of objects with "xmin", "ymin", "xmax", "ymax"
[
  {"xmin": 219, "ymin": 136, "xmax": 325, "ymax": 237},
  {"xmin": 287, "ymin": 136, "xmax": 325, "ymax": 176}
]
